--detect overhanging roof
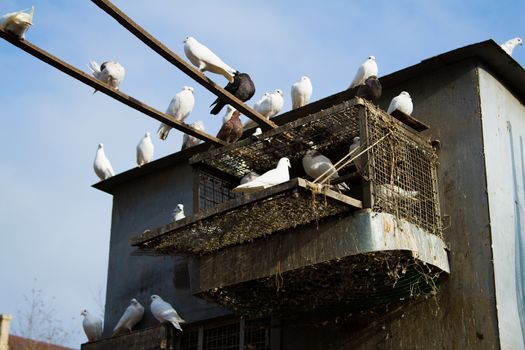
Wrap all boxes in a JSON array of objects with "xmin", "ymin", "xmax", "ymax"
[{"xmin": 93, "ymin": 39, "xmax": 525, "ymax": 195}]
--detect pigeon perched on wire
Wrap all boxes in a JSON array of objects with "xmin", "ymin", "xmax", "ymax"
[
  {"xmin": 136, "ymin": 132, "xmax": 154, "ymax": 167},
  {"xmin": 158, "ymin": 86, "xmax": 195, "ymax": 140},
  {"xmin": 81, "ymin": 309, "xmax": 103, "ymax": 342},
  {"xmin": 93, "ymin": 143, "xmax": 115, "ymax": 181},
  {"xmin": 183, "ymin": 36, "xmax": 236, "ymax": 83},
  {"xmin": 172, "ymin": 204, "xmax": 185, "ymax": 222},
  {"xmin": 291, "ymin": 76, "xmax": 313, "ymax": 109},
  {"xmin": 181, "ymin": 121, "xmax": 205, "ymax": 151},
  {"xmin": 150, "ymin": 295, "xmax": 185, "ymax": 331},
  {"xmin": 302, "ymin": 150, "xmax": 349, "ymax": 190},
  {"xmin": 387, "ymin": 91, "xmax": 413, "ymax": 116},
  {"xmin": 216, "ymin": 106, "xmax": 243, "ymax": 143},
  {"xmin": 113, "ymin": 299, "xmax": 144, "ymax": 335},
  {"xmin": 210, "ymin": 72, "xmax": 255, "ymax": 115},
  {"xmin": 233, "ymin": 157, "xmax": 291, "ymax": 193},
  {"xmin": 349, "ymin": 56, "xmax": 378, "ymax": 89},
  {"xmin": 0, "ymin": 6, "xmax": 34, "ymax": 40},
  {"xmin": 240, "ymin": 172, "xmax": 260, "ymax": 185},
  {"xmin": 89, "ymin": 61, "xmax": 125, "ymax": 92},
  {"xmin": 500, "ymin": 37, "xmax": 523, "ymax": 56},
  {"xmin": 356, "ymin": 75, "xmax": 382, "ymax": 103}
]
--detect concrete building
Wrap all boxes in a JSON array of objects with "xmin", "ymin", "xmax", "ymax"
[{"xmin": 86, "ymin": 40, "xmax": 525, "ymax": 349}]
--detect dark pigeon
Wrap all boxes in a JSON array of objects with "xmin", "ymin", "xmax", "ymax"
[
  {"xmin": 356, "ymin": 75, "xmax": 382, "ymax": 102},
  {"xmin": 216, "ymin": 110, "xmax": 243, "ymax": 143},
  {"xmin": 210, "ymin": 72, "xmax": 255, "ymax": 115}
]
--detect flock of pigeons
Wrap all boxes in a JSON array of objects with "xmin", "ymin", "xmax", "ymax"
[
  {"xmin": 2, "ymin": 6, "xmax": 523, "ymax": 339},
  {"xmin": 81, "ymin": 295, "xmax": 185, "ymax": 342}
]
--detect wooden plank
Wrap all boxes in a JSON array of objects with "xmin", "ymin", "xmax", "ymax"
[
  {"xmin": 297, "ymin": 178, "xmax": 363, "ymax": 208},
  {"xmin": 0, "ymin": 28, "xmax": 226, "ymax": 147},
  {"xmin": 390, "ymin": 109, "xmax": 430, "ymax": 132},
  {"xmin": 81, "ymin": 324, "xmax": 175, "ymax": 350},
  {"xmin": 91, "ymin": 0, "xmax": 277, "ymax": 130}
]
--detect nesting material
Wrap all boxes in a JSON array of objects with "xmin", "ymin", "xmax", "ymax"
[
  {"xmin": 197, "ymin": 251, "xmax": 444, "ymax": 318},
  {"xmin": 131, "ymin": 178, "xmax": 362, "ymax": 255}
]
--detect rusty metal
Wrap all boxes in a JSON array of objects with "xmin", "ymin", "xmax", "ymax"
[
  {"xmin": 91, "ymin": 0, "xmax": 277, "ymax": 130},
  {"xmin": 0, "ymin": 28, "xmax": 226, "ymax": 146}
]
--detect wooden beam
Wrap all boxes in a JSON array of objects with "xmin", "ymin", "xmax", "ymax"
[
  {"xmin": 91, "ymin": 0, "xmax": 278, "ymax": 130},
  {"xmin": 0, "ymin": 28, "xmax": 226, "ymax": 147},
  {"xmin": 390, "ymin": 109, "xmax": 430, "ymax": 132}
]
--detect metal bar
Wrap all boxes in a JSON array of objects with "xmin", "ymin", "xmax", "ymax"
[
  {"xmin": 0, "ymin": 28, "xmax": 226, "ymax": 146},
  {"xmin": 91, "ymin": 0, "xmax": 278, "ymax": 130}
]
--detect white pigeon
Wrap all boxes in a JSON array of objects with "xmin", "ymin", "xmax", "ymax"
[
  {"xmin": 158, "ymin": 86, "xmax": 195, "ymax": 140},
  {"xmin": 89, "ymin": 61, "xmax": 125, "ymax": 90},
  {"xmin": 377, "ymin": 184, "xmax": 418, "ymax": 201},
  {"xmin": 81, "ymin": 309, "xmax": 103, "ymax": 342},
  {"xmin": 256, "ymin": 90, "xmax": 284, "ymax": 118},
  {"xmin": 183, "ymin": 36, "xmax": 235, "ymax": 83},
  {"xmin": 233, "ymin": 157, "xmax": 291, "ymax": 193},
  {"xmin": 240, "ymin": 171, "xmax": 260, "ymax": 185},
  {"xmin": 172, "ymin": 204, "xmax": 185, "ymax": 222},
  {"xmin": 253, "ymin": 93, "xmax": 270, "ymax": 114},
  {"xmin": 291, "ymin": 76, "xmax": 313, "ymax": 109},
  {"xmin": 0, "ymin": 6, "xmax": 34, "ymax": 40},
  {"xmin": 136, "ymin": 132, "xmax": 154, "ymax": 167},
  {"xmin": 252, "ymin": 128, "xmax": 262, "ymax": 136},
  {"xmin": 387, "ymin": 91, "xmax": 413, "ymax": 116},
  {"xmin": 181, "ymin": 120, "xmax": 205, "ymax": 151},
  {"xmin": 93, "ymin": 143, "xmax": 115, "ymax": 181},
  {"xmin": 349, "ymin": 136, "xmax": 365, "ymax": 176},
  {"xmin": 500, "ymin": 37, "xmax": 523, "ymax": 56},
  {"xmin": 302, "ymin": 150, "xmax": 349, "ymax": 190},
  {"xmin": 112, "ymin": 298, "xmax": 144, "ymax": 335},
  {"xmin": 150, "ymin": 295, "xmax": 185, "ymax": 331},
  {"xmin": 247, "ymin": 90, "xmax": 284, "ymax": 129},
  {"xmin": 349, "ymin": 56, "xmax": 378, "ymax": 89}
]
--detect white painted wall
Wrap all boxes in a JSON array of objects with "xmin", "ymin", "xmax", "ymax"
[{"xmin": 479, "ymin": 67, "xmax": 525, "ymax": 350}]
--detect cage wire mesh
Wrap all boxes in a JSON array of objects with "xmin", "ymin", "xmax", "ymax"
[
  {"xmin": 192, "ymin": 98, "xmax": 441, "ymax": 237},
  {"xmin": 244, "ymin": 318, "xmax": 271, "ymax": 350},
  {"xmin": 197, "ymin": 170, "xmax": 240, "ymax": 210},
  {"xmin": 203, "ymin": 323, "xmax": 240, "ymax": 350},
  {"xmin": 364, "ymin": 108, "xmax": 441, "ymax": 236},
  {"xmin": 180, "ymin": 329, "xmax": 199, "ymax": 350}
]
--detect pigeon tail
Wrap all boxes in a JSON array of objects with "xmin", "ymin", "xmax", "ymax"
[
  {"xmin": 157, "ymin": 124, "xmax": 171, "ymax": 140},
  {"xmin": 88, "ymin": 61, "xmax": 101, "ymax": 74},
  {"xmin": 171, "ymin": 321, "xmax": 183, "ymax": 331},
  {"xmin": 210, "ymin": 100, "xmax": 226, "ymax": 115}
]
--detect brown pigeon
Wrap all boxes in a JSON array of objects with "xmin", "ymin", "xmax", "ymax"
[{"xmin": 216, "ymin": 108, "xmax": 243, "ymax": 143}]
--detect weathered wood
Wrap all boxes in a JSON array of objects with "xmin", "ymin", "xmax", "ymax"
[
  {"xmin": 91, "ymin": 0, "xmax": 277, "ymax": 130},
  {"xmin": 0, "ymin": 28, "xmax": 226, "ymax": 147},
  {"xmin": 81, "ymin": 324, "xmax": 175, "ymax": 350},
  {"xmin": 390, "ymin": 109, "xmax": 430, "ymax": 132}
]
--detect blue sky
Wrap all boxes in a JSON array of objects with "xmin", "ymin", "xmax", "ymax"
[{"xmin": 0, "ymin": 0, "xmax": 524, "ymax": 347}]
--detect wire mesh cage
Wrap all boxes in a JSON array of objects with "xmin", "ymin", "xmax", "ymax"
[
  {"xmin": 190, "ymin": 97, "xmax": 441, "ymax": 235},
  {"xmin": 132, "ymin": 97, "xmax": 442, "ymax": 256},
  {"xmin": 362, "ymin": 107, "xmax": 441, "ymax": 236}
]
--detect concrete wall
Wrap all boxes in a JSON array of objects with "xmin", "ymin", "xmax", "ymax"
[
  {"xmin": 103, "ymin": 162, "xmax": 229, "ymax": 336},
  {"xmin": 479, "ymin": 66, "xmax": 525, "ymax": 349}
]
